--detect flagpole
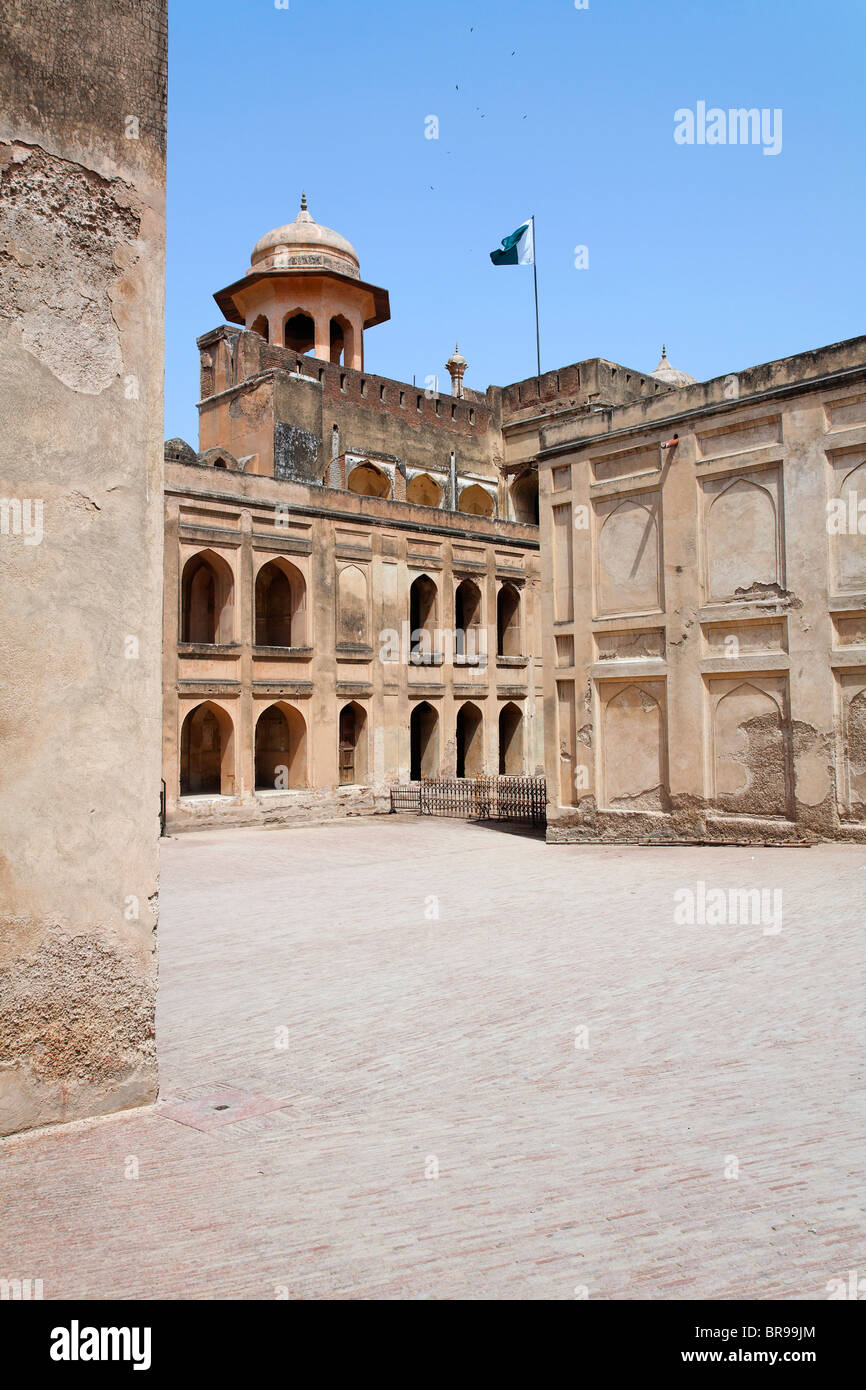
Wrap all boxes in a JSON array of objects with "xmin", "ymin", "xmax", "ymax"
[{"xmin": 531, "ymin": 214, "xmax": 541, "ymax": 383}]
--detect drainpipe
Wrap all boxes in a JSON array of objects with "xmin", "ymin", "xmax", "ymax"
[{"xmin": 449, "ymin": 450, "xmax": 457, "ymax": 510}]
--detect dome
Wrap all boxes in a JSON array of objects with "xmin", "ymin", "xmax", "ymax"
[
  {"xmin": 651, "ymin": 344, "xmax": 697, "ymax": 388},
  {"xmin": 250, "ymin": 193, "xmax": 360, "ymax": 279},
  {"xmin": 164, "ymin": 437, "xmax": 197, "ymax": 463}
]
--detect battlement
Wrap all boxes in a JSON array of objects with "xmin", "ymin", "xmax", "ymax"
[
  {"xmin": 197, "ymin": 325, "xmax": 493, "ymax": 439},
  {"xmin": 498, "ymin": 358, "xmax": 668, "ymax": 425}
]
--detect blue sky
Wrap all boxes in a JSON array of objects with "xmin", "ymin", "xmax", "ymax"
[{"xmin": 166, "ymin": 0, "xmax": 865, "ymax": 442}]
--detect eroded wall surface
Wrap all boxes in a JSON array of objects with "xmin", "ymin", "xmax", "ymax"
[
  {"xmin": 0, "ymin": 0, "xmax": 166, "ymax": 1134},
  {"xmin": 539, "ymin": 338, "xmax": 866, "ymax": 844}
]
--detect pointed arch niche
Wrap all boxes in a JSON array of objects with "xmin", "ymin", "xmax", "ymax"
[
  {"xmin": 598, "ymin": 680, "xmax": 668, "ymax": 811},
  {"xmin": 702, "ymin": 468, "xmax": 782, "ymax": 602},
  {"xmin": 709, "ymin": 676, "xmax": 791, "ymax": 818}
]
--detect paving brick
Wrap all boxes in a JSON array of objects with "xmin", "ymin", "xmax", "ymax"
[{"xmin": 0, "ymin": 817, "xmax": 864, "ymax": 1300}]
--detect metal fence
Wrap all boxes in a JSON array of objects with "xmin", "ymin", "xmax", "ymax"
[{"xmin": 390, "ymin": 776, "xmax": 547, "ymax": 827}]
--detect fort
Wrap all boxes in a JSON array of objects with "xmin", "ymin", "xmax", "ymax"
[
  {"xmin": 1, "ymin": 0, "xmax": 864, "ymax": 1157},
  {"xmin": 162, "ymin": 194, "xmax": 866, "ymax": 850}
]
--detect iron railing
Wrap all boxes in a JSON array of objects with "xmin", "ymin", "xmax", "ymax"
[{"xmin": 390, "ymin": 775, "xmax": 546, "ymax": 827}]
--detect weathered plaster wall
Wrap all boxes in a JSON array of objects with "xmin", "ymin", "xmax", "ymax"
[
  {"xmin": 538, "ymin": 338, "xmax": 866, "ymax": 844},
  {"xmin": 0, "ymin": 0, "xmax": 166, "ymax": 1133}
]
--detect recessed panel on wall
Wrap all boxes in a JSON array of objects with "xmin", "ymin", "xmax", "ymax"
[
  {"xmin": 825, "ymin": 393, "xmax": 866, "ymax": 432},
  {"xmin": 836, "ymin": 668, "xmax": 866, "ymax": 821},
  {"xmin": 594, "ymin": 492, "xmax": 662, "ymax": 617},
  {"xmin": 701, "ymin": 466, "xmax": 783, "ymax": 602},
  {"xmin": 595, "ymin": 628, "xmax": 665, "ymax": 661},
  {"xmin": 556, "ymin": 678, "xmax": 576, "ymax": 805},
  {"xmin": 597, "ymin": 678, "xmax": 668, "ymax": 811},
  {"xmin": 695, "ymin": 414, "xmax": 781, "ymax": 461},
  {"xmin": 336, "ymin": 563, "xmax": 369, "ymax": 645},
  {"xmin": 827, "ymin": 451, "xmax": 866, "ymax": 597},
  {"xmin": 707, "ymin": 674, "xmax": 792, "ymax": 818},
  {"xmin": 590, "ymin": 443, "xmax": 660, "ymax": 484},
  {"xmin": 701, "ymin": 619, "xmax": 787, "ymax": 656},
  {"xmin": 552, "ymin": 504, "xmax": 574, "ymax": 622},
  {"xmin": 832, "ymin": 612, "xmax": 866, "ymax": 647}
]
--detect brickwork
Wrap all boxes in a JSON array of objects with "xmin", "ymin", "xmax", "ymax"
[{"xmin": 1, "ymin": 819, "xmax": 863, "ymax": 1299}]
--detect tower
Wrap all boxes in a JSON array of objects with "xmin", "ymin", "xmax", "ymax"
[
  {"xmin": 213, "ymin": 193, "xmax": 390, "ymax": 371},
  {"xmin": 446, "ymin": 343, "xmax": 468, "ymax": 397}
]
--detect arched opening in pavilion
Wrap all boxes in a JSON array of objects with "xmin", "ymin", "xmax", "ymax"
[
  {"xmin": 180, "ymin": 702, "xmax": 235, "ymax": 796},
  {"xmin": 456, "ymin": 701, "xmax": 484, "ymax": 779},
  {"xmin": 254, "ymin": 559, "xmax": 306, "ymax": 647},
  {"xmin": 254, "ymin": 703, "xmax": 307, "ymax": 791},
  {"xmin": 181, "ymin": 550, "xmax": 234, "ymax": 645},
  {"xmin": 410, "ymin": 701, "xmax": 439, "ymax": 781}
]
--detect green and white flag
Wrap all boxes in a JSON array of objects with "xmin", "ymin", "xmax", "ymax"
[{"xmin": 490, "ymin": 217, "xmax": 534, "ymax": 266}]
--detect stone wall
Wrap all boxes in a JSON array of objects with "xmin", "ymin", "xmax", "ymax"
[
  {"xmin": 197, "ymin": 326, "xmax": 499, "ymax": 486},
  {"xmin": 539, "ymin": 337, "xmax": 866, "ymax": 844},
  {"xmin": 162, "ymin": 462, "xmax": 543, "ymax": 831},
  {"xmin": 0, "ymin": 0, "xmax": 166, "ymax": 1134}
]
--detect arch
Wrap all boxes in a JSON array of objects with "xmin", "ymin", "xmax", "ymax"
[
  {"xmin": 410, "ymin": 573, "xmax": 438, "ymax": 660},
  {"xmin": 455, "ymin": 577, "xmax": 482, "ymax": 657},
  {"xmin": 456, "ymin": 701, "xmax": 484, "ymax": 778},
  {"xmin": 410, "ymin": 700, "xmax": 439, "ymax": 780},
  {"xmin": 497, "ymin": 583, "xmax": 521, "ymax": 657},
  {"xmin": 603, "ymin": 684, "xmax": 666, "ymax": 809},
  {"xmin": 255, "ymin": 558, "xmax": 306, "ymax": 647},
  {"xmin": 180, "ymin": 701, "xmax": 235, "ymax": 796},
  {"xmin": 198, "ymin": 447, "xmax": 238, "ymax": 470},
  {"xmin": 329, "ymin": 314, "xmax": 354, "ymax": 367},
  {"xmin": 713, "ymin": 680, "xmax": 788, "ymax": 816},
  {"xmin": 337, "ymin": 564, "xmax": 368, "ymax": 644},
  {"xmin": 406, "ymin": 472, "xmax": 442, "ymax": 508},
  {"xmin": 338, "ymin": 701, "xmax": 368, "ymax": 785},
  {"xmin": 250, "ymin": 314, "xmax": 269, "ymax": 343},
  {"xmin": 283, "ymin": 310, "xmax": 315, "ymax": 353},
  {"xmin": 181, "ymin": 549, "xmax": 234, "ymax": 644},
  {"xmin": 841, "ymin": 458, "xmax": 866, "ymax": 494},
  {"xmin": 458, "ymin": 483, "xmax": 494, "ymax": 518},
  {"xmin": 707, "ymin": 477, "xmax": 777, "ymax": 599},
  {"xmin": 511, "ymin": 469, "xmax": 539, "ymax": 524},
  {"xmin": 835, "ymin": 459, "xmax": 866, "ymax": 591},
  {"xmin": 598, "ymin": 497, "xmax": 660, "ymax": 614},
  {"xmin": 254, "ymin": 702, "xmax": 307, "ymax": 791},
  {"xmin": 347, "ymin": 461, "xmax": 391, "ymax": 498},
  {"xmin": 499, "ymin": 702, "xmax": 524, "ymax": 775}
]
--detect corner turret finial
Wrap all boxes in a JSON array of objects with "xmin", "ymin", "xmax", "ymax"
[
  {"xmin": 661, "ymin": 343, "xmax": 667, "ymax": 360},
  {"xmin": 446, "ymin": 341, "xmax": 468, "ymax": 396},
  {"xmin": 300, "ymin": 190, "xmax": 308, "ymax": 212}
]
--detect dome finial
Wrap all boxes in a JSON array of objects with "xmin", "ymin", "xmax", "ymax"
[
  {"xmin": 446, "ymin": 342, "xmax": 468, "ymax": 396},
  {"xmin": 651, "ymin": 344, "xmax": 697, "ymax": 388},
  {"xmin": 300, "ymin": 190, "xmax": 308, "ymax": 212}
]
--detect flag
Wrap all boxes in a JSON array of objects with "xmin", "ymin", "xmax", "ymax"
[{"xmin": 490, "ymin": 218, "xmax": 534, "ymax": 266}]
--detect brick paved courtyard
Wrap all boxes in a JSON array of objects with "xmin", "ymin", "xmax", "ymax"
[{"xmin": 2, "ymin": 817, "xmax": 865, "ymax": 1300}]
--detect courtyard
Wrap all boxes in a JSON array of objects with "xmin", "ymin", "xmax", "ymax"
[{"xmin": 2, "ymin": 815, "xmax": 864, "ymax": 1300}]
